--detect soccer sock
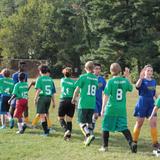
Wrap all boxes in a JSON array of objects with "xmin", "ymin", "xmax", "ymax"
[
  {"xmin": 17, "ymin": 123, "xmax": 23, "ymax": 131},
  {"xmin": 122, "ymin": 129, "xmax": 133, "ymax": 146},
  {"xmin": 42, "ymin": 121, "xmax": 49, "ymax": 134},
  {"xmin": 102, "ymin": 131, "xmax": 109, "ymax": 147},
  {"xmin": 1, "ymin": 115, "xmax": 6, "ymax": 127},
  {"xmin": 88, "ymin": 123, "xmax": 94, "ymax": 135},
  {"xmin": 59, "ymin": 119, "xmax": 67, "ymax": 132},
  {"xmin": 46, "ymin": 117, "xmax": 52, "ymax": 128},
  {"xmin": 66, "ymin": 121, "xmax": 72, "ymax": 132},
  {"xmin": 32, "ymin": 115, "xmax": 40, "ymax": 126},
  {"xmin": 80, "ymin": 123, "xmax": 90, "ymax": 137},
  {"xmin": 151, "ymin": 128, "xmax": 158, "ymax": 145},
  {"xmin": 24, "ymin": 117, "xmax": 29, "ymax": 123},
  {"xmin": 133, "ymin": 127, "xmax": 141, "ymax": 143}
]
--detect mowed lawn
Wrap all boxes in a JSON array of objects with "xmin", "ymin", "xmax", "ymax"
[{"xmin": 0, "ymin": 79, "xmax": 160, "ymax": 160}]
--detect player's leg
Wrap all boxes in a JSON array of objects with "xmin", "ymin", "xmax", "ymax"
[
  {"xmin": 0, "ymin": 114, "xmax": 6, "ymax": 129},
  {"xmin": 32, "ymin": 114, "xmax": 40, "ymax": 127},
  {"xmin": 58, "ymin": 100, "xmax": 67, "ymax": 132},
  {"xmin": 149, "ymin": 116, "xmax": 159, "ymax": 149},
  {"xmin": 40, "ymin": 114, "xmax": 49, "ymax": 135},
  {"xmin": 9, "ymin": 98, "xmax": 16, "ymax": 128},
  {"xmin": 46, "ymin": 113, "xmax": 52, "ymax": 129},
  {"xmin": 24, "ymin": 106, "xmax": 29, "ymax": 124},
  {"xmin": 133, "ymin": 117, "xmax": 144, "ymax": 143},
  {"xmin": 64, "ymin": 100, "xmax": 75, "ymax": 140},
  {"xmin": 99, "ymin": 131, "xmax": 109, "ymax": 152}
]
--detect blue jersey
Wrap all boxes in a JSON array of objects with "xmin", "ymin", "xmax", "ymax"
[
  {"xmin": 95, "ymin": 76, "xmax": 106, "ymax": 114},
  {"xmin": 0, "ymin": 74, "xmax": 3, "ymax": 79},
  {"xmin": 137, "ymin": 79, "xmax": 156, "ymax": 97},
  {"xmin": 134, "ymin": 78, "xmax": 156, "ymax": 118},
  {"xmin": 12, "ymin": 71, "xmax": 28, "ymax": 84}
]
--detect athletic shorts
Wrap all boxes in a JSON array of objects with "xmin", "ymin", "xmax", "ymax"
[
  {"xmin": 58, "ymin": 98, "xmax": 75, "ymax": 118},
  {"xmin": 94, "ymin": 100, "xmax": 102, "ymax": 115},
  {"xmin": 102, "ymin": 116, "xmax": 128, "ymax": 132},
  {"xmin": 0, "ymin": 95, "xmax": 11, "ymax": 114},
  {"xmin": 134, "ymin": 96, "xmax": 155, "ymax": 118},
  {"xmin": 37, "ymin": 96, "xmax": 51, "ymax": 114},
  {"xmin": 14, "ymin": 99, "xmax": 28, "ymax": 119},
  {"xmin": 10, "ymin": 98, "xmax": 16, "ymax": 108},
  {"xmin": 77, "ymin": 109, "xmax": 94, "ymax": 124}
]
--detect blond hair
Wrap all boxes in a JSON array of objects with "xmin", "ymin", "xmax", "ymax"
[
  {"xmin": 85, "ymin": 61, "xmax": 94, "ymax": 72},
  {"xmin": 110, "ymin": 63, "xmax": 122, "ymax": 76}
]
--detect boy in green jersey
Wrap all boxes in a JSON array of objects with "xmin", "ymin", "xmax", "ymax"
[
  {"xmin": 99, "ymin": 63, "xmax": 136, "ymax": 152},
  {"xmin": 8, "ymin": 72, "xmax": 28, "ymax": 134},
  {"xmin": 34, "ymin": 65, "xmax": 56, "ymax": 136},
  {"xmin": 0, "ymin": 69, "xmax": 14, "ymax": 129},
  {"xmin": 72, "ymin": 61, "xmax": 98, "ymax": 146},
  {"xmin": 58, "ymin": 67, "xmax": 76, "ymax": 140}
]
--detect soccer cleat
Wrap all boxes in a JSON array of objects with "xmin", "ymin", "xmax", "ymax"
[
  {"xmin": 99, "ymin": 146, "xmax": 108, "ymax": 152},
  {"xmin": 22, "ymin": 124, "xmax": 27, "ymax": 133},
  {"xmin": 64, "ymin": 130, "xmax": 71, "ymax": 140},
  {"xmin": 130, "ymin": 142, "xmax": 137, "ymax": 153},
  {"xmin": 84, "ymin": 135, "xmax": 95, "ymax": 146},
  {"xmin": 9, "ymin": 119, "xmax": 14, "ymax": 129},
  {"xmin": 153, "ymin": 149, "xmax": 160, "ymax": 157},
  {"xmin": 0, "ymin": 125, "xmax": 6, "ymax": 129},
  {"xmin": 41, "ymin": 133, "xmax": 49, "ymax": 137},
  {"xmin": 16, "ymin": 130, "xmax": 24, "ymax": 134}
]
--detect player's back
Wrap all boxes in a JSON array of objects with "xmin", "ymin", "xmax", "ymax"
[
  {"xmin": 105, "ymin": 76, "xmax": 133, "ymax": 117},
  {"xmin": 60, "ymin": 77, "xmax": 75, "ymax": 99},
  {"xmin": 76, "ymin": 73, "xmax": 98, "ymax": 109}
]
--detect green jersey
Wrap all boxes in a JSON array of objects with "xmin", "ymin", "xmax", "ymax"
[
  {"xmin": 13, "ymin": 82, "xmax": 28, "ymax": 99},
  {"xmin": 60, "ymin": 77, "xmax": 75, "ymax": 99},
  {"xmin": 75, "ymin": 73, "xmax": 98, "ymax": 109},
  {"xmin": 35, "ymin": 75, "xmax": 55, "ymax": 96},
  {"xmin": 104, "ymin": 76, "xmax": 133, "ymax": 117},
  {"xmin": 0, "ymin": 77, "xmax": 14, "ymax": 95},
  {"xmin": 155, "ymin": 97, "xmax": 160, "ymax": 108}
]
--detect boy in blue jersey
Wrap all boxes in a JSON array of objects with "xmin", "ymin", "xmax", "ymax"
[
  {"xmin": 92, "ymin": 63, "xmax": 106, "ymax": 132},
  {"xmin": 133, "ymin": 64, "xmax": 159, "ymax": 152},
  {"xmin": 9, "ymin": 61, "xmax": 29, "ymax": 128}
]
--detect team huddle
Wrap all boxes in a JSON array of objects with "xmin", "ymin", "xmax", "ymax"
[{"xmin": 0, "ymin": 61, "xmax": 160, "ymax": 155}]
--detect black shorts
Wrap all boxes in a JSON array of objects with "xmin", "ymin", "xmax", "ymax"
[
  {"xmin": 0, "ymin": 95, "xmax": 11, "ymax": 114},
  {"xmin": 58, "ymin": 98, "xmax": 75, "ymax": 118},
  {"xmin": 37, "ymin": 96, "xmax": 51, "ymax": 114}
]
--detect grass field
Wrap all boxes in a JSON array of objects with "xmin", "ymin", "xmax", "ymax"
[{"xmin": 0, "ymin": 79, "xmax": 159, "ymax": 160}]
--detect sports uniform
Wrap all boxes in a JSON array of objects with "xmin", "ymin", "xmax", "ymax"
[{"xmin": 134, "ymin": 79, "xmax": 156, "ymax": 118}]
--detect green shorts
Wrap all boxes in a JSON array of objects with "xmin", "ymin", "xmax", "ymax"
[
  {"xmin": 102, "ymin": 116, "xmax": 128, "ymax": 132},
  {"xmin": 37, "ymin": 96, "xmax": 51, "ymax": 114},
  {"xmin": 77, "ymin": 109, "xmax": 94, "ymax": 124}
]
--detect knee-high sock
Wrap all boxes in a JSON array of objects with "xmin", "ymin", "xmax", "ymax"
[
  {"xmin": 102, "ymin": 131, "xmax": 109, "ymax": 147},
  {"xmin": 133, "ymin": 126, "xmax": 141, "ymax": 143},
  {"xmin": 122, "ymin": 129, "xmax": 133, "ymax": 146},
  {"xmin": 151, "ymin": 128, "xmax": 158, "ymax": 145}
]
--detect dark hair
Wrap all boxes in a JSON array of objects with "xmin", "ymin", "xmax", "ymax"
[
  {"xmin": 94, "ymin": 63, "xmax": 101, "ymax": 68},
  {"xmin": 38, "ymin": 65, "xmax": 49, "ymax": 74},
  {"xmin": 3, "ymin": 69, "xmax": 10, "ymax": 77},
  {"xmin": 18, "ymin": 72, "xmax": 26, "ymax": 81},
  {"xmin": 18, "ymin": 61, "xmax": 26, "ymax": 68},
  {"xmin": 62, "ymin": 67, "xmax": 72, "ymax": 77}
]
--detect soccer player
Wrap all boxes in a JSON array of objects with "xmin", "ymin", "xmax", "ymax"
[
  {"xmin": 0, "ymin": 69, "xmax": 14, "ymax": 129},
  {"xmin": 10, "ymin": 61, "xmax": 29, "ymax": 128},
  {"xmin": 58, "ymin": 67, "xmax": 75, "ymax": 140},
  {"xmin": 133, "ymin": 64, "xmax": 159, "ymax": 151},
  {"xmin": 31, "ymin": 68, "xmax": 54, "ymax": 129},
  {"xmin": 34, "ymin": 65, "xmax": 56, "ymax": 136},
  {"xmin": 72, "ymin": 61, "xmax": 98, "ymax": 146},
  {"xmin": 8, "ymin": 72, "xmax": 28, "ymax": 134},
  {"xmin": 99, "ymin": 63, "xmax": 136, "ymax": 152},
  {"xmin": 92, "ymin": 63, "xmax": 106, "ymax": 132}
]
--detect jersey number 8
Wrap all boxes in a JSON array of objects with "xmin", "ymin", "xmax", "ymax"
[{"xmin": 116, "ymin": 88, "xmax": 123, "ymax": 101}]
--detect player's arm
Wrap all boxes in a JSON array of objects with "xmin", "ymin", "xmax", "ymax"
[
  {"xmin": 51, "ymin": 94, "xmax": 55, "ymax": 108},
  {"xmin": 71, "ymin": 87, "xmax": 80, "ymax": 105},
  {"xmin": 34, "ymin": 89, "xmax": 41, "ymax": 105},
  {"xmin": 136, "ymin": 69, "xmax": 145, "ymax": 88},
  {"xmin": 101, "ymin": 94, "xmax": 108, "ymax": 117},
  {"xmin": 8, "ymin": 94, "xmax": 16, "ymax": 104},
  {"xmin": 28, "ymin": 80, "xmax": 36, "ymax": 91}
]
